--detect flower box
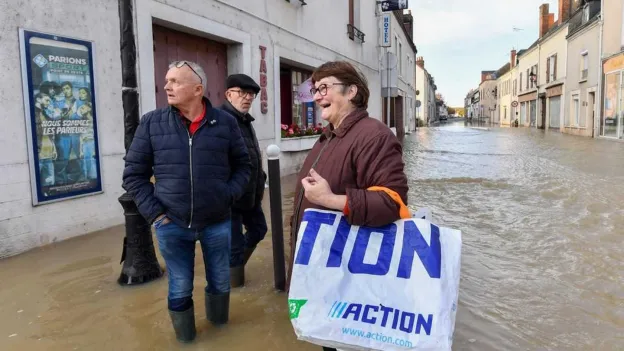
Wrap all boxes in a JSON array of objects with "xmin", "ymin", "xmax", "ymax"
[{"xmin": 280, "ymin": 135, "xmax": 320, "ymax": 152}]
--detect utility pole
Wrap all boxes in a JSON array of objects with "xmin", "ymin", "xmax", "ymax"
[{"xmin": 116, "ymin": 0, "xmax": 163, "ymax": 285}]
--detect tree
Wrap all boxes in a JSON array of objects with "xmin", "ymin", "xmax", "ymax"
[{"xmin": 447, "ymin": 107, "xmax": 456, "ymax": 115}]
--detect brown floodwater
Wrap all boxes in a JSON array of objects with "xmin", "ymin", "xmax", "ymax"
[{"xmin": 1, "ymin": 122, "xmax": 623, "ymax": 350}]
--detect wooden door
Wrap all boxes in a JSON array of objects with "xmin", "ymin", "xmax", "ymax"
[{"xmin": 152, "ymin": 24, "xmax": 228, "ymax": 108}]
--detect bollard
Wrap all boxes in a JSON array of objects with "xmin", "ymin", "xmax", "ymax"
[{"xmin": 266, "ymin": 144, "xmax": 286, "ymax": 291}]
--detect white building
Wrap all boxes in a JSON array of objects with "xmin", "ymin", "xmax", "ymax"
[
  {"xmin": 0, "ymin": 0, "xmax": 417, "ymax": 258},
  {"xmin": 414, "ymin": 56, "xmax": 437, "ymax": 127}
]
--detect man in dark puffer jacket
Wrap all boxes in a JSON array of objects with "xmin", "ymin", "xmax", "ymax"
[
  {"xmin": 220, "ymin": 74, "xmax": 268, "ymax": 288},
  {"xmin": 122, "ymin": 61, "xmax": 250, "ymax": 343}
]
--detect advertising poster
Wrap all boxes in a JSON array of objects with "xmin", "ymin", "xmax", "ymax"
[{"xmin": 19, "ymin": 29, "xmax": 102, "ymax": 205}]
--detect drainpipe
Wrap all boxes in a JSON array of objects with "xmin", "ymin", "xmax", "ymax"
[
  {"xmin": 116, "ymin": 0, "xmax": 163, "ymax": 285},
  {"xmin": 596, "ymin": 0, "xmax": 605, "ymax": 138}
]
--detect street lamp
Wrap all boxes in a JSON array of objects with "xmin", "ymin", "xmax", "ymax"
[
  {"xmin": 529, "ymin": 72, "xmax": 537, "ymax": 85},
  {"xmin": 117, "ymin": 0, "xmax": 163, "ymax": 286}
]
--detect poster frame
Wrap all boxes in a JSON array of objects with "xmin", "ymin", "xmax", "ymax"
[{"xmin": 18, "ymin": 28, "xmax": 104, "ymax": 206}]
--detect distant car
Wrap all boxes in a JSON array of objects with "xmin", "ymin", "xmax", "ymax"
[{"xmin": 440, "ymin": 115, "xmax": 448, "ymax": 121}]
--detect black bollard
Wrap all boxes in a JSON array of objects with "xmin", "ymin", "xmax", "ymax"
[
  {"xmin": 117, "ymin": 0, "xmax": 163, "ymax": 285},
  {"xmin": 266, "ymin": 144, "xmax": 286, "ymax": 291}
]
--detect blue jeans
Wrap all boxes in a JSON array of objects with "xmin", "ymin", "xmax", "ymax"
[
  {"xmin": 230, "ymin": 203, "xmax": 268, "ymax": 266},
  {"xmin": 155, "ymin": 218, "xmax": 231, "ymax": 311}
]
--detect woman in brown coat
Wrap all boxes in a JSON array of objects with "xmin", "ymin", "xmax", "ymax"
[{"xmin": 287, "ymin": 61, "xmax": 409, "ymax": 351}]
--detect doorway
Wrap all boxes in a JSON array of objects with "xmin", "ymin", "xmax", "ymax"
[
  {"xmin": 588, "ymin": 91, "xmax": 596, "ymax": 136},
  {"xmin": 152, "ymin": 24, "xmax": 228, "ymax": 108}
]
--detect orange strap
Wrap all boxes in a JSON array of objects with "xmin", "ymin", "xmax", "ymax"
[{"xmin": 367, "ymin": 186, "xmax": 411, "ymax": 219}]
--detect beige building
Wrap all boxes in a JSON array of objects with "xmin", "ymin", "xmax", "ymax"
[
  {"xmin": 537, "ymin": 3, "xmax": 569, "ymax": 131},
  {"xmin": 496, "ymin": 50, "xmax": 520, "ymax": 126},
  {"xmin": 479, "ymin": 71, "xmax": 498, "ymax": 122},
  {"xmin": 600, "ymin": 0, "xmax": 624, "ymax": 139},
  {"xmin": 517, "ymin": 42, "xmax": 540, "ymax": 127},
  {"xmin": 564, "ymin": 0, "xmax": 601, "ymax": 137}
]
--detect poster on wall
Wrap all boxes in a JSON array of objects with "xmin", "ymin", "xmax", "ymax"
[{"xmin": 19, "ymin": 29, "xmax": 102, "ymax": 205}]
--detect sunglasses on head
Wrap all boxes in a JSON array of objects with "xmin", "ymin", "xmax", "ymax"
[{"xmin": 172, "ymin": 61, "xmax": 202, "ymax": 84}]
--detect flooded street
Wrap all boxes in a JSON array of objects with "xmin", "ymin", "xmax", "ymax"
[
  {"xmin": 1, "ymin": 122, "xmax": 623, "ymax": 350},
  {"xmin": 407, "ymin": 122, "xmax": 624, "ymax": 350}
]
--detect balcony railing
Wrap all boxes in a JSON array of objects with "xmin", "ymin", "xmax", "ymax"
[{"xmin": 347, "ymin": 24, "xmax": 365, "ymax": 43}]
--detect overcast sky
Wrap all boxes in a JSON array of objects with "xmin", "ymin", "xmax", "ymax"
[{"xmin": 410, "ymin": 0, "xmax": 559, "ymax": 106}]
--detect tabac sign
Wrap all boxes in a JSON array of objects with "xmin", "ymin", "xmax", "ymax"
[{"xmin": 381, "ymin": 13, "xmax": 391, "ymax": 47}]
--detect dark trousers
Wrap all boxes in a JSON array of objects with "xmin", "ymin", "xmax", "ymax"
[{"xmin": 230, "ymin": 203, "xmax": 268, "ymax": 267}]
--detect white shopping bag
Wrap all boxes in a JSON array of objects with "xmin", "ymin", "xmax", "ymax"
[{"xmin": 288, "ymin": 209, "xmax": 461, "ymax": 351}]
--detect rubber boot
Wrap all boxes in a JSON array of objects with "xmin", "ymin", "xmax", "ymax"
[
  {"xmin": 230, "ymin": 265, "xmax": 245, "ymax": 288},
  {"xmin": 205, "ymin": 291, "xmax": 230, "ymax": 326},
  {"xmin": 168, "ymin": 304, "xmax": 196, "ymax": 343},
  {"xmin": 243, "ymin": 246, "xmax": 256, "ymax": 266}
]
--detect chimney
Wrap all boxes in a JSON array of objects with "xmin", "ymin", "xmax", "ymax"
[
  {"xmin": 402, "ymin": 10, "xmax": 414, "ymax": 40},
  {"xmin": 416, "ymin": 56, "xmax": 425, "ymax": 69},
  {"xmin": 539, "ymin": 4, "xmax": 550, "ymax": 38},
  {"xmin": 558, "ymin": 0, "xmax": 571, "ymax": 24},
  {"xmin": 510, "ymin": 49, "xmax": 517, "ymax": 68},
  {"xmin": 548, "ymin": 13, "xmax": 555, "ymax": 29}
]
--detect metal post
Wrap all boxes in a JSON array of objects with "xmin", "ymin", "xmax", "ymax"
[
  {"xmin": 266, "ymin": 144, "xmax": 286, "ymax": 291},
  {"xmin": 386, "ymin": 49, "xmax": 391, "ymax": 129},
  {"xmin": 117, "ymin": 0, "xmax": 163, "ymax": 285}
]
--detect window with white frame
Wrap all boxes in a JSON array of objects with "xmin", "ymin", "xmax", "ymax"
[
  {"xmin": 580, "ymin": 52, "xmax": 588, "ymax": 81},
  {"xmin": 548, "ymin": 55, "xmax": 556, "ymax": 83}
]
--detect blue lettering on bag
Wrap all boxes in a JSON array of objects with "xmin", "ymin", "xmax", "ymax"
[{"xmin": 295, "ymin": 210, "xmax": 442, "ymax": 279}]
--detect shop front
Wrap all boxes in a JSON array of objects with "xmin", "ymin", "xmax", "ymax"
[
  {"xmin": 518, "ymin": 91, "xmax": 537, "ymax": 127},
  {"xmin": 601, "ymin": 53, "xmax": 624, "ymax": 139},
  {"xmin": 546, "ymin": 84, "xmax": 563, "ymax": 131}
]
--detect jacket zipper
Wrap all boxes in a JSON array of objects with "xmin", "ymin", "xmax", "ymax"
[
  {"xmin": 292, "ymin": 134, "xmax": 333, "ymax": 234},
  {"xmin": 187, "ymin": 129, "xmax": 194, "ymax": 228},
  {"xmin": 185, "ymin": 117, "xmax": 209, "ymax": 229}
]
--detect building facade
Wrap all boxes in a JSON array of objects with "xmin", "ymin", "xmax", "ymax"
[
  {"xmin": 0, "ymin": 0, "xmax": 417, "ymax": 258},
  {"xmin": 385, "ymin": 9, "xmax": 417, "ymax": 136},
  {"xmin": 414, "ymin": 57, "xmax": 437, "ymax": 127},
  {"xmin": 478, "ymin": 71, "xmax": 498, "ymax": 122},
  {"xmin": 600, "ymin": 0, "xmax": 624, "ymax": 140},
  {"xmin": 496, "ymin": 61, "xmax": 512, "ymax": 126},
  {"xmin": 536, "ymin": 3, "xmax": 569, "ymax": 132},
  {"xmin": 564, "ymin": 0, "xmax": 601, "ymax": 137}
]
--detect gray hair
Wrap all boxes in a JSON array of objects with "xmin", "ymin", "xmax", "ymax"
[{"xmin": 169, "ymin": 60, "xmax": 207, "ymax": 93}]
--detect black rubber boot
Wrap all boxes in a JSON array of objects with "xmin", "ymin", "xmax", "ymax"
[
  {"xmin": 230, "ymin": 265, "xmax": 245, "ymax": 288},
  {"xmin": 168, "ymin": 304, "xmax": 196, "ymax": 343},
  {"xmin": 205, "ymin": 292, "xmax": 230, "ymax": 326},
  {"xmin": 243, "ymin": 246, "xmax": 256, "ymax": 266}
]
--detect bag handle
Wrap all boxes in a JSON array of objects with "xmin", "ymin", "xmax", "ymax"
[{"xmin": 367, "ymin": 186, "xmax": 411, "ymax": 219}]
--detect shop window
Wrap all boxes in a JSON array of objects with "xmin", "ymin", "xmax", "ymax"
[{"xmin": 280, "ymin": 65, "xmax": 317, "ymax": 133}]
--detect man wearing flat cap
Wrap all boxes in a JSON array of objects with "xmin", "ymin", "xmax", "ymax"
[{"xmin": 221, "ymin": 74, "xmax": 268, "ymax": 287}]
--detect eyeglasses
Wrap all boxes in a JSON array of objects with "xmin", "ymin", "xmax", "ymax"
[
  {"xmin": 310, "ymin": 83, "xmax": 347, "ymax": 96},
  {"xmin": 228, "ymin": 89, "xmax": 257, "ymax": 99},
  {"xmin": 172, "ymin": 61, "xmax": 202, "ymax": 84}
]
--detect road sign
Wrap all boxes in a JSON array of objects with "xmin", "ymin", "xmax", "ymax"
[
  {"xmin": 415, "ymin": 100, "xmax": 422, "ymax": 108},
  {"xmin": 512, "ymin": 101, "xmax": 518, "ymax": 107}
]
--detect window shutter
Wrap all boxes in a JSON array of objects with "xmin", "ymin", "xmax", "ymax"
[
  {"xmin": 553, "ymin": 54, "xmax": 557, "ymax": 81},
  {"xmin": 546, "ymin": 58, "xmax": 550, "ymax": 83}
]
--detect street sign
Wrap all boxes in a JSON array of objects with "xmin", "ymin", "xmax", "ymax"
[
  {"xmin": 415, "ymin": 100, "xmax": 422, "ymax": 108},
  {"xmin": 381, "ymin": 13, "xmax": 391, "ymax": 47},
  {"xmin": 512, "ymin": 101, "xmax": 518, "ymax": 107}
]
